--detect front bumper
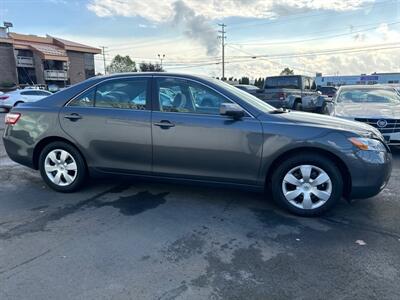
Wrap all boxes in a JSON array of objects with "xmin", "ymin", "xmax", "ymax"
[
  {"xmin": 382, "ymin": 132, "xmax": 400, "ymax": 146},
  {"xmin": 348, "ymin": 149, "xmax": 392, "ymax": 199}
]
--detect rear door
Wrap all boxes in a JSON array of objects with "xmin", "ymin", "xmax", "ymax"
[
  {"xmin": 59, "ymin": 76, "xmax": 153, "ymax": 174},
  {"xmin": 151, "ymin": 76, "xmax": 264, "ymax": 185}
]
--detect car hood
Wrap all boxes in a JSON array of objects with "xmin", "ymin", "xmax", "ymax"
[
  {"xmin": 335, "ymin": 102, "xmax": 400, "ymax": 119},
  {"xmin": 271, "ymin": 111, "xmax": 380, "ymax": 137}
]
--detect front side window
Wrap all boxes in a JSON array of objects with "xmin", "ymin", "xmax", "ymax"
[
  {"xmin": 68, "ymin": 78, "xmax": 149, "ymax": 110},
  {"xmin": 156, "ymin": 78, "xmax": 232, "ymax": 115}
]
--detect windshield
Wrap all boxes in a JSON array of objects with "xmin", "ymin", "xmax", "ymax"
[
  {"xmin": 264, "ymin": 76, "xmax": 300, "ymax": 89},
  {"xmin": 337, "ymin": 88, "xmax": 400, "ymax": 104},
  {"xmin": 210, "ymin": 78, "xmax": 275, "ymax": 113}
]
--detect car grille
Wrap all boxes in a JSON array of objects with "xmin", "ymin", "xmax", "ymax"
[{"xmin": 354, "ymin": 118, "xmax": 400, "ymax": 134}]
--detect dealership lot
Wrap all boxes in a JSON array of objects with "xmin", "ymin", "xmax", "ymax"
[{"xmin": 1, "ymin": 114, "xmax": 400, "ymax": 299}]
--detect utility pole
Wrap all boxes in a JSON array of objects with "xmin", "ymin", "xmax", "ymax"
[
  {"xmin": 218, "ymin": 23, "xmax": 226, "ymax": 80},
  {"xmin": 158, "ymin": 54, "xmax": 165, "ymax": 68},
  {"xmin": 100, "ymin": 46, "xmax": 107, "ymax": 75}
]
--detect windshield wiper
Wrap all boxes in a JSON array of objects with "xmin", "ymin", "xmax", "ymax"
[{"xmin": 269, "ymin": 107, "xmax": 290, "ymax": 114}]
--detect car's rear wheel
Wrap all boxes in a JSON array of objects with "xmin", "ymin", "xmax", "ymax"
[
  {"xmin": 39, "ymin": 142, "xmax": 87, "ymax": 192},
  {"xmin": 271, "ymin": 153, "xmax": 343, "ymax": 216}
]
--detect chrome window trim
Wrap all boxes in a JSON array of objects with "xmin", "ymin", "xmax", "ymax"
[
  {"xmin": 154, "ymin": 75, "xmax": 256, "ymax": 118},
  {"xmin": 65, "ymin": 74, "xmax": 255, "ymax": 118}
]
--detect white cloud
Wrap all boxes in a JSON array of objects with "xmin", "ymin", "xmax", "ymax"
[
  {"xmin": 87, "ymin": 0, "xmax": 374, "ymax": 21},
  {"xmin": 82, "ymin": 0, "xmax": 400, "ymax": 77}
]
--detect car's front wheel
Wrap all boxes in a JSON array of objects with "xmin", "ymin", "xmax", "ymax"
[
  {"xmin": 271, "ymin": 153, "xmax": 343, "ymax": 216},
  {"xmin": 39, "ymin": 142, "xmax": 87, "ymax": 192}
]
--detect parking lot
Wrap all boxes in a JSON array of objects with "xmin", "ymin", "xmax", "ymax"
[{"xmin": 0, "ymin": 113, "xmax": 399, "ymax": 299}]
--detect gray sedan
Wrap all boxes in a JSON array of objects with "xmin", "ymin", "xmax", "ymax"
[{"xmin": 3, "ymin": 73, "xmax": 392, "ymax": 216}]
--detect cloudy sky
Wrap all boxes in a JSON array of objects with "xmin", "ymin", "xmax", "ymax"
[{"xmin": 2, "ymin": 0, "xmax": 400, "ymax": 79}]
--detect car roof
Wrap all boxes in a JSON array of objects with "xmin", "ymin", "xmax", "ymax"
[{"xmin": 98, "ymin": 72, "xmax": 213, "ymax": 81}]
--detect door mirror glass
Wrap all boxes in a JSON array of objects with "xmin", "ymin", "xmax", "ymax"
[{"xmin": 220, "ymin": 103, "xmax": 245, "ymax": 119}]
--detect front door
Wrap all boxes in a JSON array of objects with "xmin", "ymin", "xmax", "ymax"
[
  {"xmin": 151, "ymin": 77, "xmax": 264, "ymax": 185},
  {"xmin": 60, "ymin": 77, "xmax": 152, "ymax": 174}
]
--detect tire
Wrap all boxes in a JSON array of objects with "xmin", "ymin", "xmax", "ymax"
[
  {"xmin": 293, "ymin": 101, "xmax": 302, "ymax": 111},
  {"xmin": 319, "ymin": 103, "xmax": 329, "ymax": 115},
  {"xmin": 271, "ymin": 153, "xmax": 343, "ymax": 216},
  {"xmin": 39, "ymin": 141, "xmax": 87, "ymax": 192}
]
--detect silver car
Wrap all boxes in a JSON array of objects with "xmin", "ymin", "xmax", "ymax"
[
  {"xmin": 332, "ymin": 85, "xmax": 400, "ymax": 145},
  {"xmin": 0, "ymin": 89, "xmax": 52, "ymax": 111}
]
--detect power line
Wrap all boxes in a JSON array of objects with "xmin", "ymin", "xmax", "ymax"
[
  {"xmin": 226, "ymin": 44, "xmax": 315, "ymax": 75},
  {"xmin": 226, "ymin": 0, "xmax": 396, "ymax": 31},
  {"xmin": 226, "ymin": 43, "xmax": 400, "ymax": 60},
  {"xmin": 230, "ymin": 20, "xmax": 400, "ymax": 47}
]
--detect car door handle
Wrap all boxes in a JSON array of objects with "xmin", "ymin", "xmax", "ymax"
[
  {"xmin": 64, "ymin": 113, "xmax": 82, "ymax": 121},
  {"xmin": 154, "ymin": 120, "xmax": 175, "ymax": 128}
]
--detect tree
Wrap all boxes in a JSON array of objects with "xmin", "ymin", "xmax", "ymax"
[
  {"xmin": 106, "ymin": 55, "xmax": 137, "ymax": 74},
  {"xmin": 280, "ymin": 67, "xmax": 294, "ymax": 76},
  {"xmin": 240, "ymin": 77, "xmax": 250, "ymax": 85},
  {"xmin": 139, "ymin": 62, "xmax": 164, "ymax": 72}
]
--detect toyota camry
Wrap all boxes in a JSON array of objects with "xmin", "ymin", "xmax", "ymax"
[{"xmin": 3, "ymin": 73, "xmax": 392, "ymax": 216}]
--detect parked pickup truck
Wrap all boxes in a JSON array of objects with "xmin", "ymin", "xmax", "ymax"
[{"xmin": 256, "ymin": 75, "xmax": 331, "ymax": 113}]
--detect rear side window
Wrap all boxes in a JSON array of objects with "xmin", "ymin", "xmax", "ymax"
[
  {"xmin": 69, "ymin": 89, "xmax": 95, "ymax": 107},
  {"xmin": 37, "ymin": 91, "xmax": 52, "ymax": 96},
  {"xmin": 264, "ymin": 76, "xmax": 299, "ymax": 89},
  {"xmin": 68, "ymin": 78, "xmax": 149, "ymax": 110}
]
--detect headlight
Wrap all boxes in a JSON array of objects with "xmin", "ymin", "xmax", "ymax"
[{"xmin": 349, "ymin": 137, "xmax": 386, "ymax": 151}]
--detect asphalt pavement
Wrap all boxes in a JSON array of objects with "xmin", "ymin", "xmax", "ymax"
[{"xmin": 1, "ymin": 113, "xmax": 400, "ymax": 300}]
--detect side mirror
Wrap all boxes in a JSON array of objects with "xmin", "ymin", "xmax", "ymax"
[{"xmin": 220, "ymin": 103, "xmax": 245, "ymax": 119}]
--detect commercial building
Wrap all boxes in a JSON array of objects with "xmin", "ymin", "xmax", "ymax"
[
  {"xmin": 315, "ymin": 72, "xmax": 400, "ymax": 87},
  {"xmin": 0, "ymin": 27, "xmax": 101, "ymax": 89}
]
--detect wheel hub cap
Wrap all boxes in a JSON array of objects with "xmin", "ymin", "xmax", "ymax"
[
  {"xmin": 44, "ymin": 149, "xmax": 77, "ymax": 187},
  {"xmin": 282, "ymin": 165, "xmax": 332, "ymax": 210}
]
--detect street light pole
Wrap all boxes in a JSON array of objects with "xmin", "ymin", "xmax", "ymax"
[{"xmin": 158, "ymin": 54, "xmax": 165, "ymax": 68}]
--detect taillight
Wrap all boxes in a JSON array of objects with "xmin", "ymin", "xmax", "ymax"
[
  {"xmin": 5, "ymin": 113, "xmax": 21, "ymax": 125},
  {"xmin": 0, "ymin": 95, "xmax": 9, "ymax": 101},
  {"xmin": 277, "ymin": 92, "xmax": 286, "ymax": 100}
]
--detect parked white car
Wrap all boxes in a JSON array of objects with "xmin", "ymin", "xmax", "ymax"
[
  {"xmin": 0, "ymin": 89, "xmax": 52, "ymax": 111},
  {"xmin": 332, "ymin": 85, "xmax": 400, "ymax": 145}
]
